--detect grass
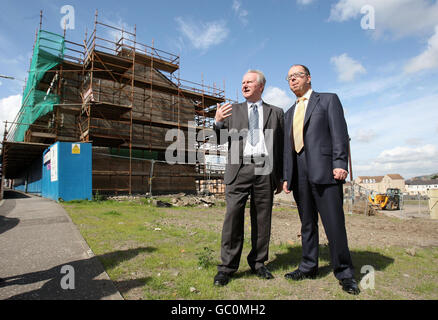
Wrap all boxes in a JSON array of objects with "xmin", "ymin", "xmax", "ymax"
[{"xmin": 62, "ymin": 199, "xmax": 438, "ymax": 300}]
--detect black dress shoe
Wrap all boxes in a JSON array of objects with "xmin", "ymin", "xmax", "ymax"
[
  {"xmin": 284, "ymin": 268, "xmax": 318, "ymax": 281},
  {"xmin": 214, "ymin": 272, "xmax": 231, "ymax": 286},
  {"xmin": 339, "ymin": 278, "xmax": 360, "ymax": 295},
  {"xmin": 253, "ymin": 266, "xmax": 274, "ymax": 279}
]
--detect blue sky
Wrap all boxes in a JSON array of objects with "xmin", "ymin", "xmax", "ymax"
[{"xmin": 1, "ymin": 0, "xmax": 438, "ymax": 179}]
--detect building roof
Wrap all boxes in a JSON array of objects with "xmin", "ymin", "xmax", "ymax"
[
  {"xmin": 357, "ymin": 174, "xmax": 405, "ymax": 182},
  {"xmin": 406, "ymin": 179, "xmax": 438, "ymax": 186},
  {"xmin": 386, "ymin": 174, "xmax": 404, "ymax": 180},
  {"xmin": 357, "ymin": 176, "xmax": 384, "ymax": 182}
]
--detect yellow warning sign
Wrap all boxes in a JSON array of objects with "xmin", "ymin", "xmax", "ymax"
[{"xmin": 72, "ymin": 144, "xmax": 81, "ymax": 154}]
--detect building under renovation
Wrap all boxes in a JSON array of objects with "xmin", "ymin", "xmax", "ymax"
[{"xmin": 1, "ymin": 12, "xmax": 228, "ymax": 196}]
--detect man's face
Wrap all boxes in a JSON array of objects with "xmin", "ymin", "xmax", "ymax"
[
  {"xmin": 287, "ymin": 65, "xmax": 311, "ymax": 97},
  {"xmin": 242, "ymin": 72, "xmax": 263, "ymax": 102}
]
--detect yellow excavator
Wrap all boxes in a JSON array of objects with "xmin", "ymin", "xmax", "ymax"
[{"xmin": 368, "ymin": 188, "xmax": 401, "ymax": 210}]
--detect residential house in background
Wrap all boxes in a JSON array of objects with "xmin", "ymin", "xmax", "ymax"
[
  {"xmin": 354, "ymin": 175, "xmax": 383, "ymax": 193},
  {"xmin": 405, "ymin": 180, "xmax": 438, "ymax": 195},
  {"xmin": 354, "ymin": 174, "xmax": 405, "ymax": 193}
]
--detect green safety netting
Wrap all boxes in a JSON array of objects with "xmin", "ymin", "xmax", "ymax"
[{"xmin": 14, "ymin": 30, "xmax": 65, "ymax": 141}]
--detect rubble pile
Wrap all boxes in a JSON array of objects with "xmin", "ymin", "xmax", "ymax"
[{"xmin": 106, "ymin": 193, "xmax": 223, "ymax": 208}]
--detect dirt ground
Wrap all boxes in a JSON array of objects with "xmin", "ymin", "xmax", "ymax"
[
  {"xmin": 160, "ymin": 193, "xmax": 438, "ymax": 250},
  {"xmin": 270, "ymin": 204, "xmax": 438, "ymax": 249},
  {"xmin": 269, "ymin": 192, "xmax": 438, "ymax": 249}
]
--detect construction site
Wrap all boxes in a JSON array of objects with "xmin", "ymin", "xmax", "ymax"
[{"xmin": 1, "ymin": 11, "xmax": 229, "ymax": 197}]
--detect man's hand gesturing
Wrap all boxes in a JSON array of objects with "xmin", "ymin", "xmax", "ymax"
[{"xmin": 215, "ymin": 103, "xmax": 232, "ymax": 122}]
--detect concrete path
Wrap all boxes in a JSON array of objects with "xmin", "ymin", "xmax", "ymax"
[{"xmin": 0, "ymin": 189, "xmax": 123, "ymax": 300}]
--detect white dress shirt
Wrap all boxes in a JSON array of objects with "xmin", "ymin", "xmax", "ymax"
[
  {"xmin": 214, "ymin": 100, "xmax": 268, "ymax": 158},
  {"xmin": 243, "ymin": 100, "xmax": 267, "ymax": 157},
  {"xmin": 293, "ymin": 89, "xmax": 313, "ymax": 118}
]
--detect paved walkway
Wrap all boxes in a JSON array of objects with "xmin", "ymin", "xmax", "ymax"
[{"xmin": 0, "ymin": 189, "xmax": 123, "ymax": 300}]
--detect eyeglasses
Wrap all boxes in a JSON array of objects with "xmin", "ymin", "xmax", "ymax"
[{"xmin": 286, "ymin": 72, "xmax": 308, "ymax": 81}]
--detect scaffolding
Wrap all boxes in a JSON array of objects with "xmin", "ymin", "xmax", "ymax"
[{"xmin": 2, "ymin": 10, "xmax": 227, "ymax": 195}]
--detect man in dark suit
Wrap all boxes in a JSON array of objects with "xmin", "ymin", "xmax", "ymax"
[
  {"xmin": 213, "ymin": 70, "xmax": 284, "ymax": 286},
  {"xmin": 282, "ymin": 64, "xmax": 360, "ymax": 295}
]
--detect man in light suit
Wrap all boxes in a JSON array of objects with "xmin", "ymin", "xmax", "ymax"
[
  {"xmin": 282, "ymin": 64, "xmax": 360, "ymax": 295},
  {"xmin": 213, "ymin": 70, "xmax": 284, "ymax": 286}
]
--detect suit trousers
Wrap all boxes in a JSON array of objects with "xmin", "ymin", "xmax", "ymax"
[
  {"xmin": 292, "ymin": 150, "xmax": 354, "ymax": 280},
  {"xmin": 218, "ymin": 163, "xmax": 273, "ymax": 274}
]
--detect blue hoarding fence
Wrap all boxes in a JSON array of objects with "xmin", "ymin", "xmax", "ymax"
[{"xmin": 42, "ymin": 142, "xmax": 92, "ymax": 202}]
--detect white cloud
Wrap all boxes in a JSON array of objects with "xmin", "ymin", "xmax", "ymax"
[
  {"xmin": 354, "ymin": 128, "xmax": 376, "ymax": 143},
  {"xmin": 405, "ymin": 25, "xmax": 438, "ymax": 73},
  {"xmin": 353, "ymin": 145, "xmax": 438, "ymax": 178},
  {"xmin": 263, "ymin": 86, "xmax": 294, "ymax": 111},
  {"xmin": 175, "ymin": 17, "xmax": 229, "ymax": 51},
  {"xmin": 347, "ymin": 93, "xmax": 438, "ymax": 178},
  {"xmin": 331, "ymin": 53, "xmax": 366, "ymax": 82},
  {"xmin": 376, "ymin": 145, "xmax": 437, "ymax": 164},
  {"xmin": 232, "ymin": 0, "xmax": 249, "ymax": 25},
  {"xmin": 405, "ymin": 138, "xmax": 423, "ymax": 146},
  {"xmin": 0, "ymin": 94, "xmax": 22, "ymax": 129},
  {"xmin": 332, "ymin": 73, "xmax": 406, "ymax": 101},
  {"xmin": 329, "ymin": 0, "xmax": 438, "ymax": 38},
  {"xmin": 347, "ymin": 94, "xmax": 438, "ymax": 144},
  {"xmin": 104, "ymin": 18, "xmax": 135, "ymax": 43},
  {"xmin": 297, "ymin": 0, "xmax": 316, "ymax": 5},
  {"xmin": 232, "ymin": 0, "xmax": 241, "ymax": 12},
  {"xmin": 371, "ymin": 145, "xmax": 438, "ymax": 177}
]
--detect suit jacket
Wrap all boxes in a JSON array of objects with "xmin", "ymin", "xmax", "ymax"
[
  {"xmin": 214, "ymin": 101, "xmax": 284, "ymax": 188},
  {"xmin": 283, "ymin": 91, "xmax": 349, "ymax": 190}
]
